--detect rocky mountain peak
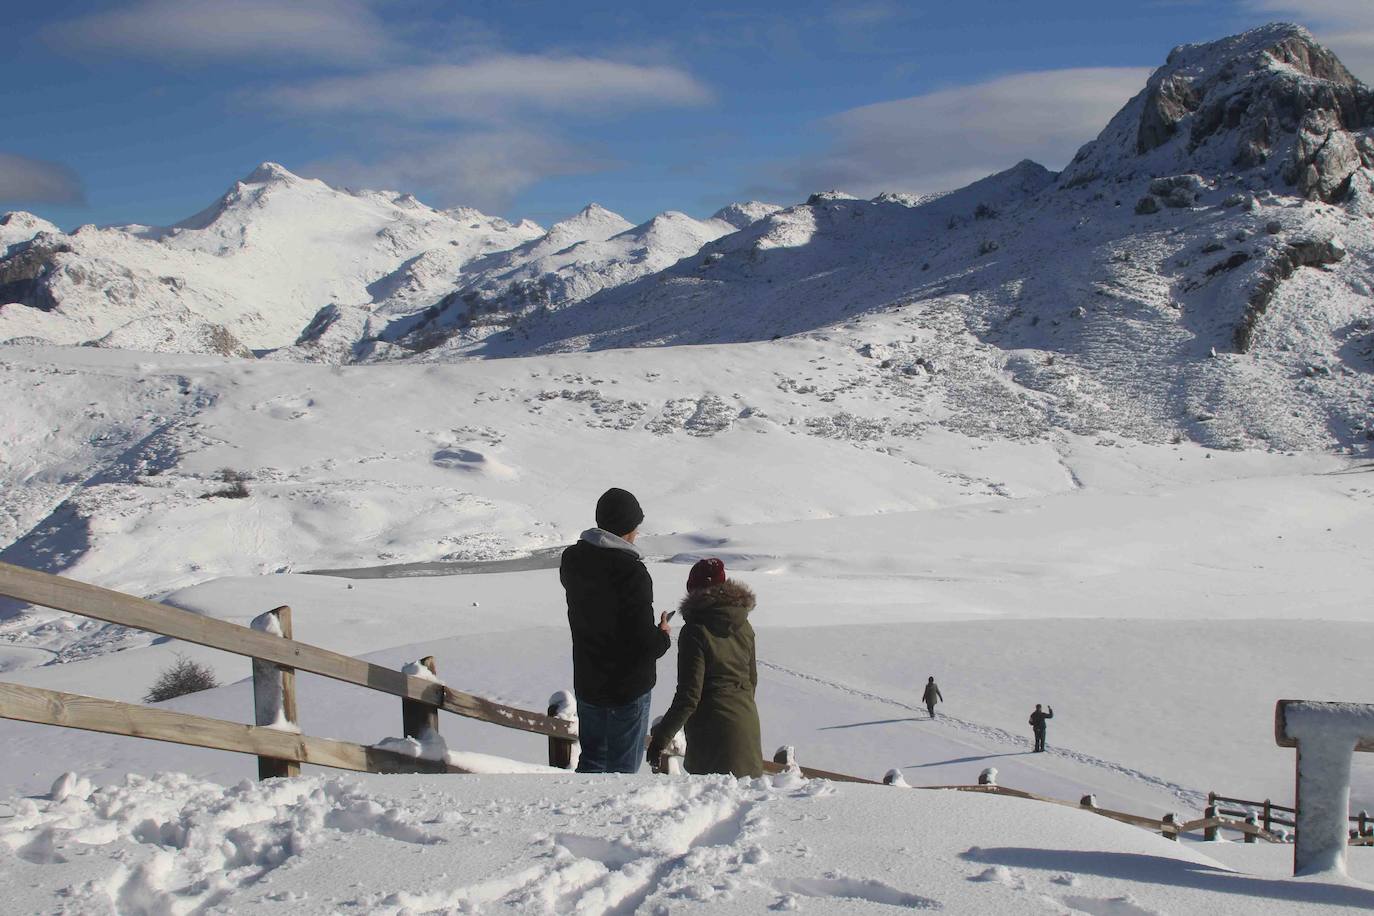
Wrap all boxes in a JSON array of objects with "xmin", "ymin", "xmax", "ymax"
[{"xmin": 1061, "ymin": 22, "xmax": 1374, "ymax": 203}]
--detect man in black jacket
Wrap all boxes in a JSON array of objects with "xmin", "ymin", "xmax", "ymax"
[
  {"xmin": 1029, "ymin": 703, "xmax": 1054, "ymax": 752},
  {"xmin": 560, "ymin": 488, "xmax": 671, "ymax": 773}
]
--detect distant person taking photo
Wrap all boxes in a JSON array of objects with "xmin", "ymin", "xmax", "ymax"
[
  {"xmin": 1029, "ymin": 703, "xmax": 1054, "ymax": 752},
  {"xmin": 560, "ymin": 487, "xmax": 671, "ymax": 773}
]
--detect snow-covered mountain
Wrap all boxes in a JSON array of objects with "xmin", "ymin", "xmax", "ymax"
[
  {"xmin": 0, "ymin": 23, "xmax": 1371, "ymax": 452},
  {"xmin": 464, "ymin": 23, "xmax": 1374, "ymax": 452},
  {"xmin": 374, "ymin": 203, "xmax": 781, "ymax": 355},
  {"xmin": 0, "ymin": 163, "xmax": 545, "ymax": 355}
]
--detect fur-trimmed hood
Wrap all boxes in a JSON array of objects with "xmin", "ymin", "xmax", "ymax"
[{"xmin": 679, "ymin": 580, "xmax": 756, "ymax": 635}]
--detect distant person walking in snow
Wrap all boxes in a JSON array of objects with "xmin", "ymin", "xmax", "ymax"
[
  {"xmin": 647, "ymin": 558, "xmax": 764, "ymax": 778},
  {"xmin": 922, "ymin": 676, "xmax": 943, "ymax": 718},
  {"xmin": 1029, "ymin": 703, "xmax": 1054, "ymax": 752},
  {"xmin": 560, "ymin": 487, "xmax": 671, "ymax": 773}
]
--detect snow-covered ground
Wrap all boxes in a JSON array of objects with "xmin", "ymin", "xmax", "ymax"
[
  {"xmin": 7, "ymin": 770, "xmax": 1374, "ymax": 915},
  {"xmin": 0, "ymin": 335, "xmax": 1371, "ymax": 909}
]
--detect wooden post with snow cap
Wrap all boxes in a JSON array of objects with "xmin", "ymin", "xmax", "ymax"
[
  {"xmin": 250, "ymin": 606, "xmax": 299, "ymax": 779},
  {"xmin": 1275, "ymin": 699, "xmax": 1374, "ymax": 877},
  {"xmin": 547, "ymin": 691, "xmax": 577, "ymax": 770},
  {"xmin": 402, "ymin": 656, "xmax": 441, "ymax": 740},
  {"xmin": 1203, "ymin": 805, "xmax": 1221, "ymax": 841}
]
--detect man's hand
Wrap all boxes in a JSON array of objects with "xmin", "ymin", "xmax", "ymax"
[
  {"xmin": 658, "ymin": 611, "xmax": 671, "ymax": 635},
  {"xmin": 646, "ymin": 737, "xmax": 664, "ymax": 769}
]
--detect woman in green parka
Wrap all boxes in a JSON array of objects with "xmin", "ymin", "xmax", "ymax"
[{"xmin": 647, "ymin": 558, "xmax": 764, "ymax": 778}]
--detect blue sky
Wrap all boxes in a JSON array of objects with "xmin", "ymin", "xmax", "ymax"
[{"xmin": 5, "ymin": 1, "xmax": 1372, "ymax": 230}]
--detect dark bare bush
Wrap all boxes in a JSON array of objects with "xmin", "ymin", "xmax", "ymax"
[
  {"xmin": 201, "ymin": 468, "xmax": 250, "ymax": 499},
  {"xmin": 144, "ymin": 654, "xmax": 219, "ymax": 702}
]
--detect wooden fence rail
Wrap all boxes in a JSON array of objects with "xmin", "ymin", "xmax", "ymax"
[
  {"xmin": 0, "ymin": 683, "xmax": 460, "ymax": 775},
  {"xmin": 1208, "ymin": 791, "xmax": 1373, "ymax": 841},
  {"xmin": 0, "ymin": 561, "xmax": 572, "ymax": 778}
]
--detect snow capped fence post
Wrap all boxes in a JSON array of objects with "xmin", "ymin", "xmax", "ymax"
[
  {"xmin": 1204, "ymin": 804, "xmax": 1221, "ymax": 841},
  {"xmin": 1275, "ymin": 699, "xmax": 1374, "ymax": 877},
  {"xmin": 547, "ymin": 690, "xmax": 577, "ymax": 770},
  {"xmin": 1162, "ymin": 813, "xmax": 1180, "ymax": 841},
  {"xmin": 1244, "ymin": 814, "xmax": 1260, "ymax": 843},
  {"xmin": 250, "ymin": 606, "xmax": 299, "ymax": 779},
  {"xmin": 402, "ymin": 656, "xmax": 441, "ymax": 742}
]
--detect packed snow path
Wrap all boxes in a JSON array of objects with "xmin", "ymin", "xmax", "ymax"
[
  {"xmin": 4, "ymin": 771, "xmax": 1373, "ymax": 914},
  {"xmin": 756, "ymin": 659, "xmax": 1209, "ymax": 809}
]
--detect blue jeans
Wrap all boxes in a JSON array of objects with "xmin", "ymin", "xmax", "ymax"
[{"xmin": 576, "ymin": 692, "xmax": 652, "ymax": 774}]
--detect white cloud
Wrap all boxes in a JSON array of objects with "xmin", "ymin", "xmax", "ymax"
[
  {"xmin": 303, "ymin": 130, "xmax": 605, "ymax": 213},
  {"xmin": 47, "ymin": 0, "xmax": 396, "ymax": 63},
  {"xmin": 1244, "ymin": 1, "xmax": 1374, "ymax": 82},
  {"xmin": 787, "ymin": 67, "xmax": 1151, "ymax": 198},
  {"xmin": 0, "ymin": 153, "xmax": 85, "ymax": 205},
  {"xmin": 266, "ymin": 55, "xmax": 712, "ymax": 122}
]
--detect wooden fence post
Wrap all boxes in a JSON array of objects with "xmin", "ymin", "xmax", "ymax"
[
  {"xmin": 250, "ymin": 606, "xmax": 299, "ymax": 779},
  {"xmin": 402, "ymin": 656, "xmax": 441, "ymax": 741},
  {"xmin": 547, "ymin": 690, "xmax": 576, "ymax": 770},
  {"xmin": 1162, "ymin": 813, "xmax": 1180, "ymax": 841},
  {"xmin": 1245, "ymin": 813, "xmax": 1260, "ymax": 843},
  {"xmin": 1263, "ymin": 798, "xmax": 1272, "ymax": 834},
  {"xmin": 1360, "ymin": 810, "xmax": 1370, "ymax": 839},
  {"xmin": 1204, "ymin": 805, "xmax": 1220, "ymax": 841}
]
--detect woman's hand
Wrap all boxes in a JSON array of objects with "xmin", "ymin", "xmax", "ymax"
[{"xmin": 658, "ymin": 611, "xmax": 671, "ymax": 635}]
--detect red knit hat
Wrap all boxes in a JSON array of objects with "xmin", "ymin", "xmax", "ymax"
[{"xmin": 687, "ymin": 558, "xmax": 726, "ymax": 592}]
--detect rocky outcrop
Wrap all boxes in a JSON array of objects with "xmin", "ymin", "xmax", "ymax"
[
  {"xmin": 1284, "ymin": 109, "xmax": 1366, "ymax": 202},
  {"xmin": 1137, "ymin": 74, "xmax": 1201, "ymax": 154},
  {"xmin": 1061, "ymin": 24, "xmax": 1374, "ymax": 198},
  {"xmin": 1235, "ymin": 236, "xmax": 1348, "ymax": 351},
  {"xmin": 0, "ymin": 235, "xmax": 69, "ymax": 311}
]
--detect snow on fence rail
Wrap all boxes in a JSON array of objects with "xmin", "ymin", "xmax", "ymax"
[{"xmin": 0, "ymin": 561, "xmax": 576, "ymax": 778}]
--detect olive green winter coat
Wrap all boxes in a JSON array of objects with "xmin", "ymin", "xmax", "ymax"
[{"xmin": 651, "ymin": 580, "xmax": 763, "ymax": 778}]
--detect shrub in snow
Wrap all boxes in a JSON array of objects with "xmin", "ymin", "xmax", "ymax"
[
  {"xmin": 978, "ymin": 767, "xmax": 997, "ymax": 786},
  {"xmin": 1134, "ymin": 196, "xmax": 1160, "ymax": 215},
  {"xmin": 882, "ymin": 768, "xmax": 910, "ymax": 788},
  {"xmin": 201, "ymin": 468, "xmax": 250, "ymax": 499},
  {"xmin": 144, "ymin": 654, "xmax": 218, "ymax": 702}
]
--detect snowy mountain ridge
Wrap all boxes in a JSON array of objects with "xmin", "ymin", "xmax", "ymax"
[
  {"xmin": 0, "ymin": 22, "xmax": 1371, "ymax": 453},
  {"xmin": 0, "ymin": 163, "xmax": 547, "ymax": 354}
]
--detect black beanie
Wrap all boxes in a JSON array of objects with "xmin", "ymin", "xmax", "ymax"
[{"xmin": 595, "ymin": 487, "xmax": 644, "ymax": 537}]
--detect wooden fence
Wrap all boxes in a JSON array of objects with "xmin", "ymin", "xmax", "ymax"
[
  {"xmin": 0, "ymin": 561, "xmax": 576, "ymax": 778},
  {"xmin": 1208, "ymin": 791, "xmax": 1374, "ymax": 846}
]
